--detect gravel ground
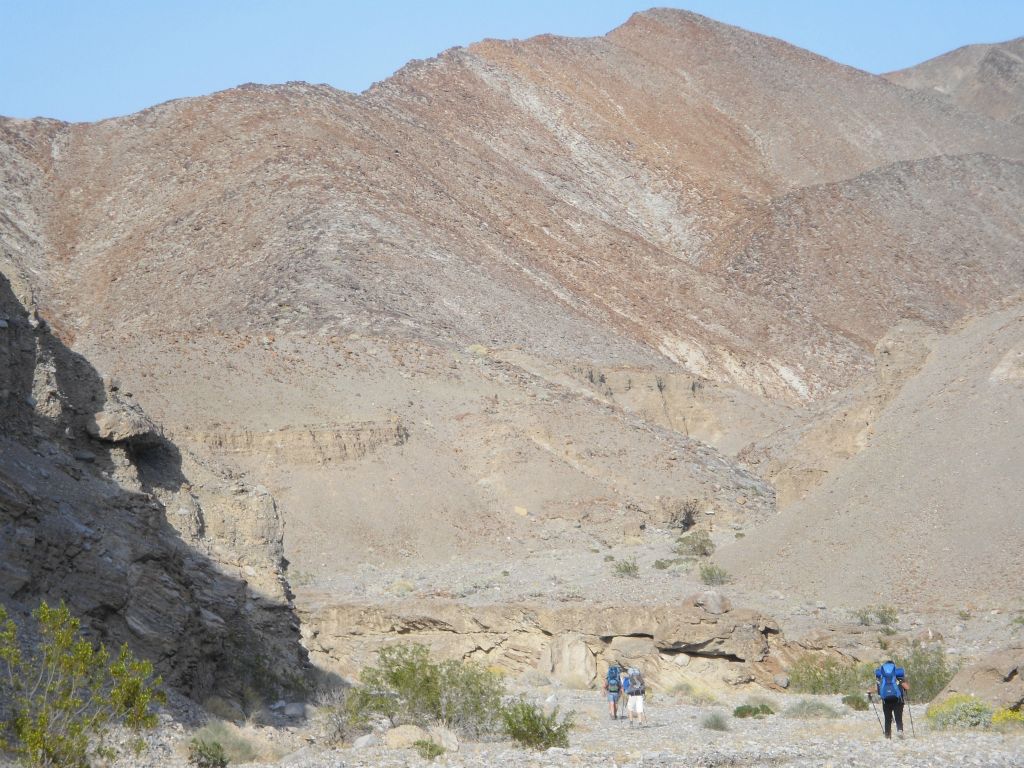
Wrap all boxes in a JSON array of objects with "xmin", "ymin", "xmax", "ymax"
[{"xmin": 99, "ymin": 690, "xmax": 1024, "ymax": 768}]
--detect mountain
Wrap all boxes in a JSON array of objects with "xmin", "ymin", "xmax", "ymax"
[
  {"xmin": 886, "ymin": 38, "xmax": 1024, "ymax": 124},
  {"xmin": 2, "ymin": 9, "xmax": 1024, "ymax": 699}
]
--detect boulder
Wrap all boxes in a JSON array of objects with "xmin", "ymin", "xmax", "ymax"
[
  {"xmin": 685, "ymin": 590, "xmax": 732, "ymax": 615},
  {"xmin": 87, "ymin": 394, "xmax": 160, "ymax": 445},
  {"xmin": 539, "ymin": 632, "xmax": 596, "ymax": 688},
  {"xmin": 937, "ymin": 646, "xmax": 1023, "ymax": 710},
  {"xmin": 428, "ymin": 724, "xmax": 460, "ymax": 752},
  {"xmin": 352, "ymin": 733, "xmax": 379, "ymax": 749},
  {"xmin": 384, "ymin": 724, "xmax": 429, "ymax": 749}
]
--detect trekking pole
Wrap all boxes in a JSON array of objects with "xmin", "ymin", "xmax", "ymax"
[
  {"xmin": 904, "ymin": 688, "xmax": 915, "ymax": 737},
  {"xmin": 868, "ymin": 692, "xmax": 884, "ymax": 735}
]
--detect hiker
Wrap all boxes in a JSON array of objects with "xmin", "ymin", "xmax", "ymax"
[
  {"xmin": 625, "ymin": 667, "xmax": 647, "ymax": 727},
  {"xmin": 602, "ymin": 663, "xmax": 622, "ymax": 719},
  {"xmin": 869, "ymin": 659, "xmax": 908, "ymax": 738},
  {"xmin": 618, "ymin": 665, "xmax": 630, "ymax": 719}
]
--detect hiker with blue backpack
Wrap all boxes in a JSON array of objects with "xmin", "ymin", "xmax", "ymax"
[
  {"xmin": 868, "ymin": 660, "xmax": 909, "ymax": 738},
  {"xmin": 625, "ymin": 667, "xmax": 647, "ymax": 727},
  {"xmin": 603, "ymin": 663, "xmax": 623, "ymax": 720}
]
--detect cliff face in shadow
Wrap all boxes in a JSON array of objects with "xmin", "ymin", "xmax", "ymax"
[{"xmin": 0, "ymin": 268, "xmax": 309, "ymax": 702}]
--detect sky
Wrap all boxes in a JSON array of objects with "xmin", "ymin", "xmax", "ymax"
[{"xmin": 2, "ymin": 0, "xmax": 1022, "ymax": 123}]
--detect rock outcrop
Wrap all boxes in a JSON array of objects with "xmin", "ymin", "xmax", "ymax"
[
  {"xmin": 301, "ymin": 593, "xmax": 785, "ymax": 691},
  {"xmin": 938, "ymin": 646, "xmax": 1024, "ymax": 710},
  {"xmin": 0, "ymin": 268, "xmax": 309, "ymax": 702}
]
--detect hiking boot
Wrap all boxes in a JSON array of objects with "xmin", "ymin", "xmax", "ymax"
[{"xmin": 897, "ymin": 730, "xmax": 905, "ymax": 739}]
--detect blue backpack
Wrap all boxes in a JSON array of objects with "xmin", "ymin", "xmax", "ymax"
[
  {"xmin": 876, "ymin": 661, "xmax": 905, "ymax": 699},
  {"xmin": 606, "ymin": 666, "xmax": 621, "ymax": 693}
]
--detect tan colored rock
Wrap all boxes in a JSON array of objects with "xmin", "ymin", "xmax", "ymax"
[
  {"xmin": 938, "ymin": 646, "xmax": 1024, "ymax": 710},
  {"xmin": 384, "ymin": 724, "xmax": 429, "ymax": 749},
  {"xmin": 539, "ymin": 632, "xmax": 597, "ymax": 689},
  {"xmin": 87, "ymin": 392, "xmax": 160, "ymax": 445},
  {"xmin": 428, "ymin": 724, "xmax": 460, "ymax": 753}
]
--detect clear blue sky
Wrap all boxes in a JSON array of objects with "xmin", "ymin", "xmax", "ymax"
[{"xmin": 2, "ymin": 1, "xmax": 1022, "ymax": 122}]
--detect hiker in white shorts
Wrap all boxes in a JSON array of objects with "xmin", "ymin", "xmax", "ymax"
[{"xmin": 626, "ymin": 668, "xmax": 647, "ymax": 726}]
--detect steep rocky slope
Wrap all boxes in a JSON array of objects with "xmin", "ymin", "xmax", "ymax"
[
  {"xmin": 719, "ymin": 302, "xmax": 1024, "ymax": 609},
  {"xmin": 886, "ymin": 37, "xmax": 1024, "ymax": 124}
]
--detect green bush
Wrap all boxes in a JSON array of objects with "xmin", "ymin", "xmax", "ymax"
[
  {"xmin": 501, "ymin": 700, "xmax": 573, "ymax": 750},
  {"xmin": 699, "ymin": 563, "xmax": 730, "ymax": 586},
  {"xmin": 613, "ymin": 558, "xmax": 639, "ymax": 578},
  {"xmin": 346, "ymin": 644, "xmax": 505, "ymax": 739},
  {"xmin": 742, "ymin": 695, "xmax": 776, "ymax": 712},
  {"xmin": 189, "ymin": 721, "xmax": 260, "ymax": 764},
  {"xmin": 675, "ymin": 530, "xmax": 715, "ymax": 557},
  {"xmin": 852, "ymin": 605, "xmax": 899, "ymax": 626},
  {"xmin": 0, "ymin": 601, "xmax": 165, "ymax": 768},
  {"xmin": 412, "ymin": 739, "xmax": 445, "ymax": 760},
  {"xmin": 874, "ymin": 605, "xmax": 898, "ymax": 626},
  {"xmin": 732, "ymin": 704, "xmax": 773, "ymax": 718},
  {"xmin": 926, "ymin": 694, "xmax": 993, "ymax": 729},
  {"xmin": 893, "ymin": 643, "xmax": 957, "ymax": 703},
  {"xmin": 784, "ymin": 699, "xmax": 840, "ymax": 719},
  {"xmin": 188, "ymin": 738, "xmax": 228, "ymax": 768},
  {"xmin": 701, "ymin": 712, "xmax": 729, "ymax": 731},
  {"xmin": 842, "ymin": 693, "xmax": 869, "ymax": 711},
  {"xmin": 788, "ymin": 654, "xmax": 871, "ymax": 696}
]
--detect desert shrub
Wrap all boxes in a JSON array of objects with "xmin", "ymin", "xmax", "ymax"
[
  {"xmin": 653, "ymin": 557, "xmax": 687, "ymax": 571},
  {"xmin": 893, "ymin": 643, "xmax": 956, "ymax": 703},
  {"xmin": 926, "ymin": 694, "xmax": 993, "ymax": 729},
  {"xmin": 436, "ymin": 658, "xmax": 507, "ymax": 738},
  {"xmin": 742, "ymin": 695, "xmax": 776, "ymax": 712},
  {"xmin": 675, "ymin": 530, "xmax": 714, "ymax": 557},
  {"xmin": 501, "ymin": 700, "xmax": 573, "ymax": 750},
  {"xmin": 0, "ymin": 601, "xmax": 165, "ymax": 768},
  {"xmin": 993, "ymin": 708, "xmax": 1024, "ymax": 728},
  {"xmin": 698, "ymin": 563, "xmax": 730, "ymax": 585},
  {"xmin": 788, "ymin": 654, "xmax": 870, "ymax": 696},
  {"xmin": 613, "ymin": 558, "xmax": 639, "ymax": 578},
  {"xmin": 733, "ymin": 703, "xmax": 773, "ymax": 718},
  {"xmin": 842, "ymin": 693, "xmax": 869, "ymax": 711},
  {"xmin": 666, "ymin": 680, "xmax": 717, "ymax": 705},
  {"xmin": 852, "ymin": 605, "xmax": 899, "ymax": 626},
  {"xmin": 701, "ymin": 712, "xmax": 729, "ymax": 731},
  {"xmin": 874, "ymin": 605, "xmax": 898, "ymax": 626},
  {"xmin": 603, "ymin": 555, "xmax": 615, "ymax": 562},
  {"xmin": 662, "ymin": 498, "xmax": 700, "ymax": 531},
  {"xmin": 188, "ymin": 737, "xmax": 228, "ymax": 768},
  {"xmin": 190, "ymin": 721, "xmax": 261, "ymax": 764},
  {"xmin": 412, "ymin": 739, "xmax": 445, "ymax": 760},
  {"xmin": 316, "ymin": 685, "xmax": 357, "ymax": 745},
  {"xmin": 784, "ymin": 699, "xmax": 840, "ymax": 719},
  {"xmin": 346, "ymin": 644, "xmax": 505, "ymax": 739}
]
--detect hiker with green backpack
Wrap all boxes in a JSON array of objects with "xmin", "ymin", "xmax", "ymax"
[
  {"xmin": 602, "ymin": 663, "xmax": 623, "ymax": 720},
  {"xmin": 868, "ymin": 660, "xmax": 909, "ymax": 739}
]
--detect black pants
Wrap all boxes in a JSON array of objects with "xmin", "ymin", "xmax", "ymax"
[{"xmin": 882, "ymin": 696, "xmax": 904, "ymax": 736}]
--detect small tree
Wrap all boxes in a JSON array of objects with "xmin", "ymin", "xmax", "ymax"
[{"xmin": 0, "ymin": 601, "xmax": 165, "ymax": 767}]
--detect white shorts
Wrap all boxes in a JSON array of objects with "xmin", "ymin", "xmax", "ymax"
[{"xmin": 627, "ymin": 695, "xmax": 645, "ymax": 714}]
